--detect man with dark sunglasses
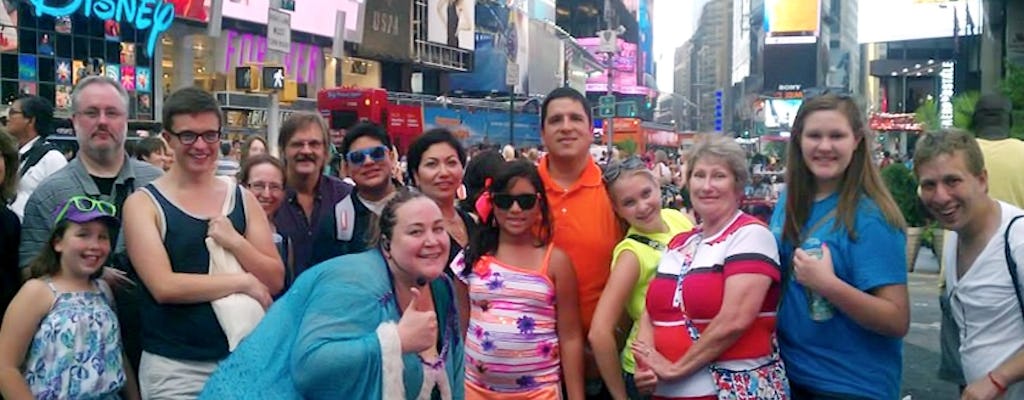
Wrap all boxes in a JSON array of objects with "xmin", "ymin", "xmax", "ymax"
[{"xmin": 310, "ymin": 122, "xmax": 402, "ymax": 265}]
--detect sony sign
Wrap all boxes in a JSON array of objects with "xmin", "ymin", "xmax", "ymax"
[{"xmin": 939, "ymin": 61, "xmax": 955, "ymax": 128}]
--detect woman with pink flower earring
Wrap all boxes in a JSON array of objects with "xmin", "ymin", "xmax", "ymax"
[{"xmin": 450, "ymin": 160, "xmax": 584, "ymax": 399}]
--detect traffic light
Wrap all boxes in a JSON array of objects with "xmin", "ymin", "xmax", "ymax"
[
  {"xmin": 281, "ymin": 79, "xmax": 298, "ymax": 102},
  {"xmin": 262, "ymin": 66, "xmax": 286, "ymax": 90},
  {"xmin": 234, "ymin": 65, "xmax": 258, "ymax": 91}
]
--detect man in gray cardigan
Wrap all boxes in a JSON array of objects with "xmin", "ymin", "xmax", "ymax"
[{"xmin": 18, "ymin": 75, "xmax": 162, "ymax": 374}]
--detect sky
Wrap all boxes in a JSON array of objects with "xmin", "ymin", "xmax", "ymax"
[
  {"xmin": 652, "ymin": 0, "xmax": 699, "ymax": 92},
  {"xmin": 650, "ymin": 0, "xmax": 982, "ymax": 93}
]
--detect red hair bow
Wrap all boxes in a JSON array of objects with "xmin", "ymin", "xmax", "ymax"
[{"xmin": 475, "ymin": 178, "xmax": 494, "ymax": 221}]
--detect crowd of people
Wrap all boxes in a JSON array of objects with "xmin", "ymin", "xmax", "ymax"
[{"xmin": 0, "ymin": 76, "xmax": 1022, "ymax": 400}]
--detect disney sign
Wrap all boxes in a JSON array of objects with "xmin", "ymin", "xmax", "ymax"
[{"xmin": 29, "ymin": 0, "xmax": 174, "ymax": 57}]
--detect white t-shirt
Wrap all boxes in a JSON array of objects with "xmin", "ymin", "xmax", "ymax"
[
  {"xmin": 12, "ymin": 137, "xmax": 68, "ymax": 220},
  {"xmin": 944, "ymin": 201, "xmax": 1024, "ymax": 397}
]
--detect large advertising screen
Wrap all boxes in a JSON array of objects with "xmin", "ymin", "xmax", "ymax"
[
  {"xmin": 360, "ymin": 0, "xmax": 413, "ymax": 61},
  {"xmin": 763, "ymin": 42, "xmax": 818, "ymax": 92},
  {"xmin": 764, "ymin": 0, "xmax": 819, "ymax": 45},
  {"xmin": 764, "ymin": 98, "xmax": 803, "ymax": 128},
  {"xmin": 449, "ymin": 0, "xmax": 527, "ymax": 94},
  {"xmin": 423, "ymin": 105, "xmax": 541, "ymax": 145},
  {"xmin": 858, "ymin": 0, "xmax": 982, "ymax": 44},
  {"xmin": 172, "ymin": 0, "xmax": 366, "ymax": 43},
  {"xmin": 577, "ymin": 38, "xmax": 647, "ymax": 95},
  {"xmin": 427, "ymin": 0, "xmax": 475, "ymax": 50}
]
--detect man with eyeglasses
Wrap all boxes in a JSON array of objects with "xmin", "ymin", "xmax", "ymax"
[
  {"xmin": 273, "ymin": 111, "xmax": 353, "ymax": 277},
  {"xmin": 121, "ymin": 86, "xmax": 283, "ymax": 398},
  {"xmin": 6, "ymin": 94, "xmax": 67, "ymax": 220},
  {"xmin": 17, "ymin": 75, "xmax": 164, "ymax": 378},
  {"xmin": 310, "ymin": 122, "xmax": 400, "ymax": 265}
]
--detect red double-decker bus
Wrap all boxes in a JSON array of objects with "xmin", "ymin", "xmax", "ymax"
[{"xmin": 317, "ymin": 87, "xmax": 424, "ymax": 154}]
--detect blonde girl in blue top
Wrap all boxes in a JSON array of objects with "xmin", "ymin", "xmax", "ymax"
[{"xmin": 0, "ymin": 197, "xmax": 139, "ymax": 400}]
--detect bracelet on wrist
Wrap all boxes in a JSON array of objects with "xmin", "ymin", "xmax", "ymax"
[{"xmin": 988, "ymin": 371, "xmax": 1007, "ymax": 393}]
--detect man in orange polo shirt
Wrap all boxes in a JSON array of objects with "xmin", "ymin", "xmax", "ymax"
[{"xmin": 537, "ymin": 87, "xmax": 624, "ymax": 394}]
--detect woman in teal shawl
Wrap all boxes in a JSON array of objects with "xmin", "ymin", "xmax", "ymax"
[{"xmin": 201, "ymin": 190, "xmax": 464, "ymax": 399}]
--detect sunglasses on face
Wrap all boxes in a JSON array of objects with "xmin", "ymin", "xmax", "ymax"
[
  {"xmin": 601, "ymin": 156, "xmax": 646, "ymax": 184},
  {"xmin": 346, "ymin": 145, "xmax": 388, "ymax": 164},
  {"xmin": 167, "ymin": 129, "xmax": 222, "ymax": 145},
  {"xmin": 492, "ymin": 193, "xmax": 540, "ymax": 210},
  {"xmin": 55, "ymin": 196, "xmax": 117, "ymax": 224}
]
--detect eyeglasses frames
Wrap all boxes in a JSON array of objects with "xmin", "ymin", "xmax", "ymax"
[
  {"xmin": 167, "ymin": 129, "xmax": 222, "ymax": 145},
  {"xmin": 601, "ymin": 156, "xmax": 646, "ymax": 184},
  {"xmin": 54, "ymin": 196, "xmax": 117, "ymax": 224}
]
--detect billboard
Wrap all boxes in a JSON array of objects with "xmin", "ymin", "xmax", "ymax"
[
  {"xmin": 527, "ymin": 19, "xmax": 563, "ymax": 96},
  {"xmin": 529, "ymin": 0, "xmax": 555, "ymax": 21},
  {"xmin": 172, "ymin": 0, "xmax": 366, "ymax": 43},
  {"xmin": 638, "ymin": 0, "xmax": 654, "ymax": 77},
  {"xmin": 422, "ymin": 105, "xmax": 541, "ymax": 145},
  {"xmin": 764, "ymin": 0, "xmax": 819, "ymax": 45},
  {"xmin": 359, "ymin": 0, "xmax": 413, "ymax": 61},
  {"xmin": 449, "ymin": 0, "xmax": 527, "ymax": 93},
  {"xmin": 763, "ymin": 43, "xmax": 818, "ymax": 92},
  {"xmin": 577, "ymin": 38, "xmax": 647, "ymax": 95},
  {"xmin": 858, "ymin": 0, "xmax": 983, "ymax": 44},
  {"xmin": 764, "ymin": 98, "xmax": 803, "ymax": 128},
  {"xmin": 427, "ymin": 0, "xmax": 476, "ymax": 50}
]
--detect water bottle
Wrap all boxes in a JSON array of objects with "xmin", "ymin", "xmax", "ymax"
[{"xmin": 801, "ymin": 238, "xmax": 834, "ymax": 321}]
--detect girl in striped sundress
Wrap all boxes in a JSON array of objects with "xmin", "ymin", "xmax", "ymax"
[{"xmin": 451, "ymin": 160, "xmax": 585, "ymax": 400}]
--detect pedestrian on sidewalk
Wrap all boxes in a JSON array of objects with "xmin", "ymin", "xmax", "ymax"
[{"xmin": 915, "ymin": 128, "xmax": 1024, "ymax": 399}]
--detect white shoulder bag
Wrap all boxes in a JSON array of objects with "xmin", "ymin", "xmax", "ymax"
[{"xmin": 207, "ymin": 177, "xmax": 266, "ymax": 351}]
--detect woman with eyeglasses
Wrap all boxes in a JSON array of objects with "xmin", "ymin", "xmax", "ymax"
[
  {"xmin": 451, "ymin": 160, "xmax": 584, "ymax": 399},
  {"xmin": 769, "ymin": 94, "xmax": 908, "ymax": 400},
  {"xmin": 406, "ymin": 128, "xmax": 476, "ymax": 264},
  {"xmin": 238, "ymin": 154, "xmax": 294, "ymax": 295},
  {"xmin": 631, "ymin": 134, "xmax": 788, "ymax": 400},
  {"xmin": 589, "ymin": 156, "xmax": 694, "ymax": 399}
]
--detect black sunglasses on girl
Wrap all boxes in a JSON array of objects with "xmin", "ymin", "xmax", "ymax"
[
  {"xmin": 346, "ymin": 145, "xmax": 388, "ymax": 164},
  {"xmin": 492, "ymin": 193, "xmax": 540, "ymax": 210}
]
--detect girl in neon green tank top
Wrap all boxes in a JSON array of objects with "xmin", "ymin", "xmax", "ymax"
[{"xmin": 589, "ymin": 157, "xmax": 694, "ymax": 399}]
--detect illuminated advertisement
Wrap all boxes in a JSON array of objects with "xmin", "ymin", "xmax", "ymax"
[
  {"xmin": 171, "ymin": 0, "xmax": 366, "ymax": 43},
  {"xmin": 220, "ymin": 29, "xmax": 322, "ymax": 84},
  {"xmin": 764, "ymin": 98, "xmax": 803, "ymax": 128},
  {"xmin": 449, "ymin": 0, "xmax": 527, "ymax": 94},
  {"xmin": 858, "ymin": 0, "xmax": 983, "ymax": 44},
  {"xmin": 577, "ymin": 38, "xmax": 647, "ymax": 95},
  {"xmin": 764, "ymin": 0, "xmax": 819, "ymax": 45},
  {"xmin": 638, "ymin": 0, "xmax": 654, "ymax": 77},
  {"xmin": 27, "ymin": 0, "xmax": 174, "ymax": 56},
  {"xmin": 427, "ymin": 0, "xmax": 475, "ymax": 50}
]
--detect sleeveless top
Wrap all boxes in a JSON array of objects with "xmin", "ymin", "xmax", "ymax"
[
  {"xmin": 23, "ymin": 279, "xmax": 125, "ymax": 400},
  {"xmin": 452, "ymin": 245, "xmax": 562, "ymax": 395},
  {"xmin": 138, "ymin": 183, "xmax": 246, "ymax": 361}
]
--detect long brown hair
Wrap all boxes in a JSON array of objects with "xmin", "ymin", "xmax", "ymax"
[{"xmin": 782, "ymin": 95, "xmax": 905, "ymax": 245}]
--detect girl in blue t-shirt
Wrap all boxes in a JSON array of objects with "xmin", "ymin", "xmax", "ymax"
[
  {"xmin": 0, "ymin": 197, "xmax": 139, "ymax": 399},
  {"xmin": 769, "ymin": 94, "xmax": 910, "ymax": 399}
]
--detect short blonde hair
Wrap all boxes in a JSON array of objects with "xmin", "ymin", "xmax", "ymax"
[{"xmin": 686, "ymin": 134, "xmax": 749, "ymax": 187}]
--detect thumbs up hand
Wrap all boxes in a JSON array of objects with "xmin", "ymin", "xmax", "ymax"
[{"xmin": 397, "ymin": 287, "xmax": 438, "ymax": 354}]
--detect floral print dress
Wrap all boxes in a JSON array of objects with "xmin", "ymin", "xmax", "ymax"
[
  {"xmin": 22, "ymin": 279, "xmax": 125, "ymax": 400},
  {"xmin": 452, "ymin": 245, "xmax": 563, "ymax": 399}
]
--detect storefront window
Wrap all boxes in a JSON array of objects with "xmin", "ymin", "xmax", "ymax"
[{"xmin": 0, "ymin": 3, "xmax": 157, "ymax": 120}]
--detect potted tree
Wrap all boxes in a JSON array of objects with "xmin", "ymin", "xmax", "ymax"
[{"xmin": 881, "ymin": 163, "xmax": 928, "ymax": 271}]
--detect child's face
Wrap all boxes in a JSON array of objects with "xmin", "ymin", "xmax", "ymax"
[
  {"xmin": 54, "ymin": 221, "xmax": 111, "ymax": 278},
  {"xmin": 493, "ymin": 177, "xmax": 542, "ymax": 237}
]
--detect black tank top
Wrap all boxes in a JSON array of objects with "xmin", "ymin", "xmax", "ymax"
[{"xmin": 138, "ymin": 183, "xmax": 247, "ymax": 361}]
